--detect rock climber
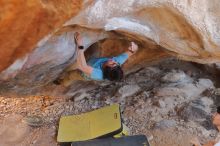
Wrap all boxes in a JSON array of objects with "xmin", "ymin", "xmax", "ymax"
[
  {"xmin": 72, "ymin": 32, "xmax": 139, "ymax": 81},
  {"xmin": 190, "ymin": 106, "xmax": 220, "ymax": 146}
]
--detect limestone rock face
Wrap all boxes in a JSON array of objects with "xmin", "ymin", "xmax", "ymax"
[
  {"xmin": 66, "ymin": 0, "xmax": 220, "ymax": 63},
  {"xmin": 1, "ymin": 0, "xmax": 220, "ymax": 95}
]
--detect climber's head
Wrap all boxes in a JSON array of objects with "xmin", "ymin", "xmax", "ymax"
[{"xmin": 102, "ymin": 60, "xmax": 123, "ymax": 81}]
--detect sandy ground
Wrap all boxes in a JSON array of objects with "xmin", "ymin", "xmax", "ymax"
[{"xmin": 0, "ymin": 58, "xmax": 219, "ymax": 146}]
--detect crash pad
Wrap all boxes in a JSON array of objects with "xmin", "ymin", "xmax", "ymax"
[
  {"xmin": 71, "ymin": 135, "xmax": 150, "ymax": 146},
  {"xmin": 57, "ymin": 104, "xmax": 122, "ymax": 142}
]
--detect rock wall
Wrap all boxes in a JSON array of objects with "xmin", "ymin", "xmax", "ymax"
[
  {"xmin": 0, "ymin": 0, "xmax": 220, "ymax": 95},
  {"xmin": 65, "ymin": 0, "xmax": 220, "ymax": 63},
  {"xmin": 0, "ymin": 0, "xmax": 82, "ymax": 72}
]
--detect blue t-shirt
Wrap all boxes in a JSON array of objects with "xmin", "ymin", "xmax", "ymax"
[{"xmin": 88, "ymin": 53, "xmax": 128, "ymax": 80}]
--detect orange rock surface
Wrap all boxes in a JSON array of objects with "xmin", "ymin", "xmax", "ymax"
[{"xmin": 0, "ymin": 0, "xmax": 82, "ymax": 72}]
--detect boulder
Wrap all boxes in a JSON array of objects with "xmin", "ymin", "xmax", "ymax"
[
  {"xmin": 180, "ymin": 97, "xmax": 214, "ymax": 121},
  {"xmin": 118, "ymin": 84, "xmax": 141, "ymax": 98},
  {"xmin": 161, "ymin": 70, "xmax": 188, "ymax": 83},
  {"xmin": 154, "ymin": 119, "xmax": 177, "ymax": 130},
  {"xmin": 155, "ymin": 78, "xmax": 214, "ymax": 99}
]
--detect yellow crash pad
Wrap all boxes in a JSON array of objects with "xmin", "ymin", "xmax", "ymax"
[{"xmin": 57, "ymin": 104, "xmax": 122, "ymax": 142}]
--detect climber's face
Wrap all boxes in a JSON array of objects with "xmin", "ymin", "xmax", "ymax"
[{"xmin": 103, "ymin": 60, "xmax": 119, "ymax": 68}]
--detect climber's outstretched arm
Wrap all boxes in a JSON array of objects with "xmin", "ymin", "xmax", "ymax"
[
  {"xmin": 76, "ymin": 49, "xmax": 93, "ymax": 76},
  {"xmin": 109, "ymin": 42, "xmax": 139, "ymax": 66},
  {"xmin": 74, "ymin": 32, "xmax": 93, "ymax": 76}
]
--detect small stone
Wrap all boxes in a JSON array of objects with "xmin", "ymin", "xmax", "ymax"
[
  {"xmin": 153, "ymin": 100, "xmax": 166, "ymax": 108},
  {"xmin": 57, "ymin": 109, "xmax": 64, "ymax": 115},
  {"xmin": 104, "ymin": 99, "xmax": 112, "ymax": 104},
  {"xmin": 142, "ymin": 91, "xmax": 150, "ymax": 98},
  {"xmin": 168, "ymin": 109, "xmax": 177, "ymax": 117},
  {"xmin": 161, "ymin": 70, "xmax": 187, "ymax": 83},
  {"xmin": 74, "ymin": 93, "xmax": 89, "ymax": 102},
  {"xmin": 91, "ymin": 105, "xmax": 97, "ymax": 109},
  {"xmin": 23, "ymin": 115, "xmax": 44, "ymax": 127},
  {"xmin": 45, "ymin": 110, "xmax": 50, "ymax": 114},
  {"xmin": 15, "ymin": 101, "xmax": 20, "ymax": 105},
  {"xmin": 95, "ymin": 94, "xmax": 101, "ymax": 98},
  {"xmin": 69, "ymin": 105, "xmax": 73, "ymax": 111},
  {"xmin": 32, "ymin": 140, "xmax": 37, "ymax": 144},
  {"xmin": 118, "ymin": 84, "xmax": 140, "ymax": 98},
  {"xmin": 209, "ymin": 131, "xmax": 216, "ymax": 137},
  {"xmin": 154, "ymin": 119, "xmax": 176, "ymax": 130},
  {"xmin": 148, "ymin": 135, "xmax": 154, "ymax": 141},
  {"xmin": 45, "ymin": 100, "xmax": 50, "ymax": 106},
  {"xmin": 52, "ymin": 110, "xmax": 57, "ymax": 116}
]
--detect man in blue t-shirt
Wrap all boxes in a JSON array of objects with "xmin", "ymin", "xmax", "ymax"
[{"xmin": 74, "ymin": 32, "xmax": 139, "ymax": 81}]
